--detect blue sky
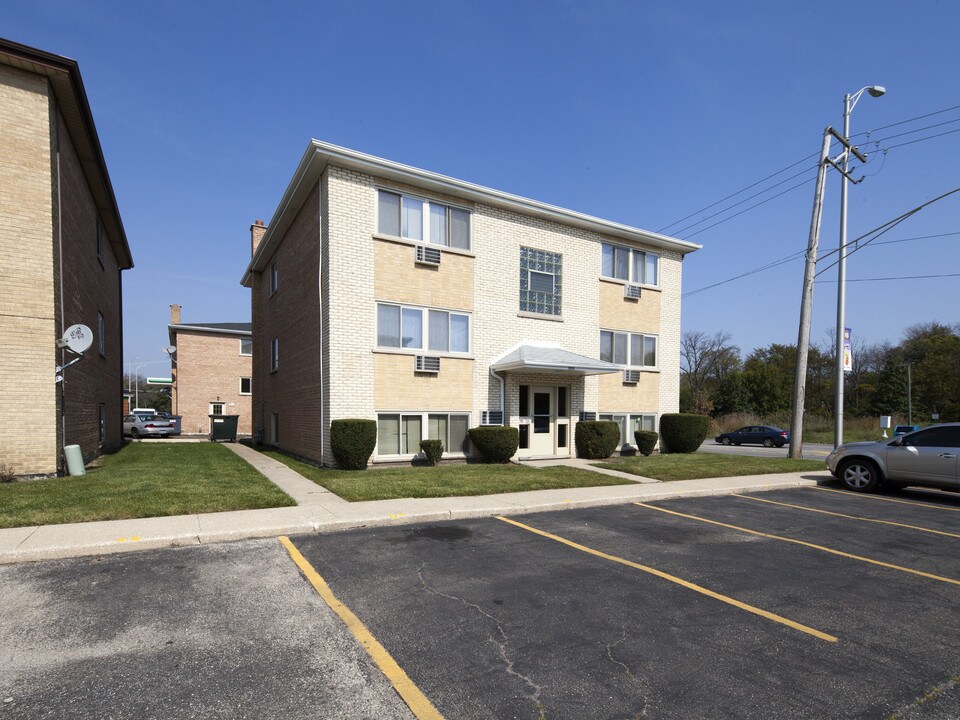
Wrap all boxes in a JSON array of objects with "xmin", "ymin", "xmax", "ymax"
[{"xmin": 4, "ymin": 1, "xmax": 959, "ymax": 374}]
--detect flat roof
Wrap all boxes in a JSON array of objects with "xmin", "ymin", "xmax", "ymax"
[{"xmin": 242, "ymin": 140, "xmax": 700, "ymax": 285}]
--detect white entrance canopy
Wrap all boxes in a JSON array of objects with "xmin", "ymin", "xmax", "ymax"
[{"xmin": 490, "ymin": 345, "xmax": 620, "ymax": 376}]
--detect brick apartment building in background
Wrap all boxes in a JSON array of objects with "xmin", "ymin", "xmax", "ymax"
[
  {"xmin": 0, "ymin": 38, "xmax": 133, "ymax": 475},
  {"xmin": 241, "ymin": 141, "xmax": 699, "ymax": 467},
  {"xmin": 168, "ymin": 304, "xmax": 252, "ymax": 436}
]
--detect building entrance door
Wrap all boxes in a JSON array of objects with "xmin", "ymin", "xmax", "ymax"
[{"xmin": 530, "ymin": 386, "xmax": 554, "ymax": 455}]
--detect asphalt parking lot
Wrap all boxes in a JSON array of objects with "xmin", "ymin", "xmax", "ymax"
[{"xmin": 3, "ymin": 484, "xmax": 959, "ymax": 719}]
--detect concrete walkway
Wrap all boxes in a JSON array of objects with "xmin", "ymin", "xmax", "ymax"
[{"xmin": 0, "ymin": 445, "xmax": 831, "ymax": 565}]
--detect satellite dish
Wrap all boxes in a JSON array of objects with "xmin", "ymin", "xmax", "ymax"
[
  {"xmin": 62, "ymin": 324, "xmax": 93, "ymax": 354},
  {"xmin": 162, "ymin": 346, "xmax": 177, "ymax": 355}
]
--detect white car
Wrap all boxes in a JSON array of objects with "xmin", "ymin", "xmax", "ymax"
[
  {"xmin": 122, "ymin": 414, "xmax": 175, "ymax": 439},
  {"xmin": 826, "ymin": 423, "xmax": 960, "ymax": 492}
]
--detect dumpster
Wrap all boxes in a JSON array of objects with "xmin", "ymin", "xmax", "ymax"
[{"xmin": 209, "ymin": 414, "xmax": 239, "ymax": 442}]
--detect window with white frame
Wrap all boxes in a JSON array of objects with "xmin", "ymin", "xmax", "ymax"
[
  {"xmin": 270, "ymin": 261, "xmax": 278, "ymax": 294},
  {"xmin": 519, "ymin": 246, "xmax": 562, "ymax": 316},
  {"xmin": 601, "ymin": 242, "xmax": 659, "ymax": 286},
  {"xmin": 599, "ymin": 413, "xmax": 657, "ymax": 446},
  {"xmin": 377, "ymin": 412, "xmax": 470, "ymax": 456},
  {"xmin": 377, "ymin": 190, "xmax": 470, "ymax": 250},
  {"xmin": 377, "ymin": 303, "xmax": 470, "ymax": 352},
  {"xmin": 97, "ymin": 312, "xmax": 105, "ymax": 355},
  {"xmin": 600, "ymin": 330, "xmax": 657, "ymax": 368},
  {"xmin": 270, "ymin": 336, "xmax": 279, "ymax": 371},
  {"xmin": 240, "ymin": 337, "xmax": 252, "ymax": 356},
  {"xmin": 240, "ymin": 377, "xmax": 252, "ymax": 395}
]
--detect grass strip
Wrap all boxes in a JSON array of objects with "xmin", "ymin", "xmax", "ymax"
[
  {"xmin": 256, "ymin": 448, "xmax": 629, "ymax": 502},
  {"xmin": 0, "ymin": 442, "xmax": 294, "ymax": 529},
  {"xmin": 594, "ymin": 454, "xmax": 825, "ymax": 482}
]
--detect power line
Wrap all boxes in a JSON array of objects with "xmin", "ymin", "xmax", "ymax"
[
  {"xmin": 682, "ymin": 249, "xmax": 806, "ymax": 298},
  {"xmin": 681, "ymin": 176, "xmax": 814, "ymax": 239},
  {"xmin": 850, "ymin": 103, "xmax": 960, "ymax": 139},
  {"xmin": 815, "ymin": 272, "xmax": 960, "ymax": 283}
]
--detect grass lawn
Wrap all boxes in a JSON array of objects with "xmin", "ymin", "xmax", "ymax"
[
  {"xmin": 256, "ymin": 448, "xmax": 629, "ymax": 502},
  {"xmin": 594, "ymin": 454, "xmax": 826, "ymax": 482},
  {"xmin": 0, "ymin": 442, "xmax": 295, "ymax": 529}
]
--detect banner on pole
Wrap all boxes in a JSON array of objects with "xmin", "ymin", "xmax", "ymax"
[{"xmin": 842, "ymin": 327, "xmax": 852, "ymax": 372}]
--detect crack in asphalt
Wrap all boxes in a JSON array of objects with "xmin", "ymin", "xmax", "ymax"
[
  {"xmin": 416, "ymin": 563, "xmax": 546, "ymax": 719},
  {"xmin": 887, "ymin": 675, "xmax": 960, "ymax": 720},
  {"xmin": 604, "ymin": 626, "xmax": 652, "ymax": 719}
]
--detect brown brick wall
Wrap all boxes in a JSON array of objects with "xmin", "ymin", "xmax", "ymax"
[
  {"xmin": 55, "ymin": 107, "xmax": 125, "ymax": 464},
  {"xmin": 252, "ymin": 181, "xmax": 322, "ymax": 459},
  {"xmin": 171, "ymin": 330, "xmax": 252, "ymax": 434}
]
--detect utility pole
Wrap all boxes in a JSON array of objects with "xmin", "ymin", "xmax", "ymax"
[
  {"xmin": 789, "ymin": 127, "xmax": 867, "ymax": 459},
  {"xmin": 788, "ymin": 129, "xmax": 833, "ymax": 459},
  {"xmin": 906, "ymin": 362, "xmax": 912, "ymax": 424}
]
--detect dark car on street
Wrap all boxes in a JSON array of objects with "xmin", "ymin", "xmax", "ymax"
[{"xmin": 715, "ymin": 425, "xmax": 789, "ymax": 448}]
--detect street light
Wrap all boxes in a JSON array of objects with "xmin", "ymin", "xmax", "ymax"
[{"xmin": 835, "ymin": 85, "xmax": 885, "ymax": 448}]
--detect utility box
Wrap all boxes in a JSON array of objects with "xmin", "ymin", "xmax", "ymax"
[{"xmin": 209, "ymin": 414, "xmax": 239, "ymax": 443}]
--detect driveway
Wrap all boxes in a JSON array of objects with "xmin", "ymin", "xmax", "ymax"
[{"xmin": 3, "ymin": 484, "xmax": 959, "ymax": 718}]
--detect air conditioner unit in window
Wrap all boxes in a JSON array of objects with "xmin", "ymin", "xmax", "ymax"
[
  {"xmin": 414, "ymin": 355, "xmax": 440, "ymax": 373},
  {"xmin": 624, "ymin": 284, "xmax": 642, "ymax": 299},
  {"xmin": 481, "ymin": 411, "xmax": 503, "ymax": 425},
  {"xmin": 415, "ymin": 245, "xmax": 441, "ymax": 266},
  {"xmin": 578, "ymin": 411, "xmax": 597, "ymax": 422},
  {"xmin": 622, "ymin": 369, "xmax": 640, "ymax": 384}
]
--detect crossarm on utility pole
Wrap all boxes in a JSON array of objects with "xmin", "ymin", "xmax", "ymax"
[{"xmin": 788, "ymin": 128, "xmax": 834, "ymax": 459}]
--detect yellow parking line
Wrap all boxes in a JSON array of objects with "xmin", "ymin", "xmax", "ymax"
[
  {"xmin": 278, "ymin": 537, "xmax": 444, "ymax": 720},
  {"xmin": 732, "ymin": 494, "xmax": 960, "ymax": 539},
  {"xmin": 495, "ymin": 516, "xmax": 837, "ymax": 643},
  {"xmin": 633, "ymin": 503, "xmax": 960, "ymax": 587},
  {"xmin": 812, "ymin": 486, "xmax": 960, "ymax": 512}
]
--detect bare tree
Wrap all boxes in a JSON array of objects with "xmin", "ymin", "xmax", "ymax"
[{"xmin": 681, "ymin": 331, "xmax": 740, "ymax": 398}]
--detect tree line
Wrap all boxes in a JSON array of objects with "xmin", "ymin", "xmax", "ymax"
[{"xmin": 680, "ymin": 323, "xmax": 960, "ymax": 423}]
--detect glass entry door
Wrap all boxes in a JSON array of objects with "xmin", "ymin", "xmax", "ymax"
[{"xmin": 530, "ymin": 386, "xmax": 554, "ymax": 455}]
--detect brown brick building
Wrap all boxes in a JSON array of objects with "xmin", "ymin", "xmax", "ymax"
[
  {"xmin": 168, "ymin": 304, "xmax": 253, "ymax": 436},
  {"xmin": 0, "ymin": 39, "xmax": 133, "ymax": 475}
]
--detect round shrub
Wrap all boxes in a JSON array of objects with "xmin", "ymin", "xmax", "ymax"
[
  {"xmin": 634, "ymin": 430, "xmax": 659, "ymax": 456},
  {"xmin": 467, "ymin": 426, "xmax": 519, "ymax": 463},
  {"xmin": 330, "ymin": 419, "xmax": 377, "ymax": 470},
  {"xmin": 659, "ymin": 413, "xmax": 711, "ymax": 453},
  {"xmin": 575, "ymin": 420, "xmax": 620, "ymax": 459},
  {"xmin": 419, "ymin": 439, "xmax": 444, "ymax": 466}
]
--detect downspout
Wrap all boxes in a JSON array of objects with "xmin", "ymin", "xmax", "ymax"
[
  {"xmin": 317, "ymin": 186, "xmax": 324, "ymax": 464},
  {"xmin": 489, "ymin": 366, "xmax": 504, "ymax": 423},
  {"xmin": 56, "ymin": 112, "xmax": 66, "ymax": 474}
]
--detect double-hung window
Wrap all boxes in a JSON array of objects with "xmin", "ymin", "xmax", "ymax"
[
  {"xmin": 240, "ymin": 338, "xmax": 252, "ymax": 356},
  {"xmin": 519, "ymin": 247, "xmax": 562, "ymax": 316},
  {"xmin": 270, "ymin": 261, "xmax": 278, "ymax": 294},
  {"xmin": 377, "ymin": 190, "xmax": 470, "ymax": 250},
  {"xmin": 600, "ymin": 413, "xmax": 658, "ymax": 446},
  {"xmin": 377, "ymin": 412, "xmax": 470, "ymax": 456},
  {"xmin": 270, "ymin": 337, "xmax": 279, "ymax": 371},
  {"xmin": 97, "ymin": 312, "xmax": 105, "ymax": 355},
  {"xmin": 600, "ymin": 330, "xmax": 657, "ymax": 368},
  {"xmin": 601, "ymin": 242, "xmax": 659, "ymax": 286},
  {"xmin": 377, "ymin": 303, "xmax": 470, "ymax": 353}
]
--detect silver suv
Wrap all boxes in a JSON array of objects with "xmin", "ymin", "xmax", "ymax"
[{"xmin": 827, "ymin": 423, "xmax": 960, "ymax": 492}]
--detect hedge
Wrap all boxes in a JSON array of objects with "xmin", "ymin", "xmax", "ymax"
[
  {"xmin": 575, "ymin": 420, "xmax": 620, "ymax": 459},
  {"xmin": 634, "ymin": 430, "xmax": 659, "ymax": 456},
  {"xmin": 659, "ymin": 413, "xmax": 711, "ymax": 453},
  {"xmin": 419, "ymin": 439, "xmax": 444, "ymax": 466},
  {"xmin": 330, "ymin": 419, "xmax": 377, "ymax": 469},
  {"xmin": 467, "ymin": 426, "xmax": 518, "ymax": 463}
]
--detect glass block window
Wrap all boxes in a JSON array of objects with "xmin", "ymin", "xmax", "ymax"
[{"xmin": 519, "ymin": 247, "xmax": 562, "ymax": 316}]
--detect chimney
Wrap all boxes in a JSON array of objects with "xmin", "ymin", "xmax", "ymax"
[
  {"xmin": 170, "ymin": 304, "xmax": 181, "ymax": 325},
  {"xmin": 251, "ymin": 219, "xmax": 267, "ymax": 256}
]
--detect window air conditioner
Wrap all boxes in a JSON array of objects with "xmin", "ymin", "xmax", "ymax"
[
  {"xmin": 624, "ymin": 284, "xmax": 642, "ymax": 299},
  {"xmin": 481, "ymin": 411, "xmax": 504, "ymax": 425},
  {"xmin": 414, "ymin": 355, "xmax": 440, "ymax": 373},
  {"xmin": 415, "ymin": 245, "xmax": 442, "ymax": 266},
  {"xmin": 622, "ymin": 369, "xmax": 640, "ymax": 384}
]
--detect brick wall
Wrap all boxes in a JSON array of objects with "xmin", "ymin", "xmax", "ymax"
[
  {"xmin": 170, "ymin": 330, "xmax": 252, "ymax": 434},
  {"xmin": 55, "ymin": 107, "xmax": 124, "ymax": 464},
  {"xmin": 0, "ymin": 65, "xmax": 57, "ymax": 474}
]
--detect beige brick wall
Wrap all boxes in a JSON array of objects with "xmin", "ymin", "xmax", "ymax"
[
  {"xmin": 172, "ymin": 330, "xmax": 252, "ymax": 434},
  {"xmin": 0, "ymin": 65, "xmax": 57, "ymax": 473},
  {"xmin": 599, "ymin": 280, "xmax": 660, "ymax": 331},
  {"xmin": 373, "ymin": 238, "xmax": 474, "ymax": 310},
  {"xmin": 374, "ymin": 354, "xmax": 473, "ymax": 409}
]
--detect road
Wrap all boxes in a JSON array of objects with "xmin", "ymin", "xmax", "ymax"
[
  {"xmin": 3, "ymin": 484, "xmax": 959, "ymax": 718},
  {"xmin": 698, "ymin": 439, "xmax": 835, "ymax": 461}
]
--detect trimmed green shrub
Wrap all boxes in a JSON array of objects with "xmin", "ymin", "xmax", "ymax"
[
  {"xmin": 0, "ymin": 463, "xmax": 15, "ymax": 483},
  {"xmin": 330, "ymin": 419, "xmax": 377, "ymax": 470},
  {"xmin": 634, "ymin": 430, "xmax": 659, "ymax": 456},
  {"xmin": 659, "ymin": 413, "xmax": 711, "ymax": 453},
  {"xmin": 419, "ymin": 439, "xmax": 444, "ymax": 466},
  {"xmin": 467, "ymin": 426, "xmax": 519, "ymax": 463},
  {"xmin": 575, "ymin": 420, "xmax": 620, "ymax": 459}
]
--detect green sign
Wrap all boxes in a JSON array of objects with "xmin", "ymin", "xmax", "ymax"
[{"xmin": 146, "ymin": 377, "xmax": 173, "ymax": 385}]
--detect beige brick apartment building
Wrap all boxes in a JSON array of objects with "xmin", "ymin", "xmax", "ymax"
[
  {"xmin": 168, "ymin": 304, "xmax": 253, "ymax": 435},
  {"xmin": 242, "ymin": 141, "xmax": 699, "ymax": 466},
  {"xmin": 0, "ymin": 39, "xmax": 133, "ymax": 474}
]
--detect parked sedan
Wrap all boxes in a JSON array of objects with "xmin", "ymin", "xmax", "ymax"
[
  {"xmin": 827, "ymin": 423, "xmax": 960, "ymax": 492},
  {"xmin": 715, "ymin": 425, "xmax": 789, "ymax": 448},
  {"xmin": 122, "ymin": 414, "xmax": 175, "ymax": 439}
]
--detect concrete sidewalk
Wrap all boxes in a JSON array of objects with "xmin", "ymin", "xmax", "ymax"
[{"xmin": 0, "ymin": 444, "xmax": 830, "ymax": 564}]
